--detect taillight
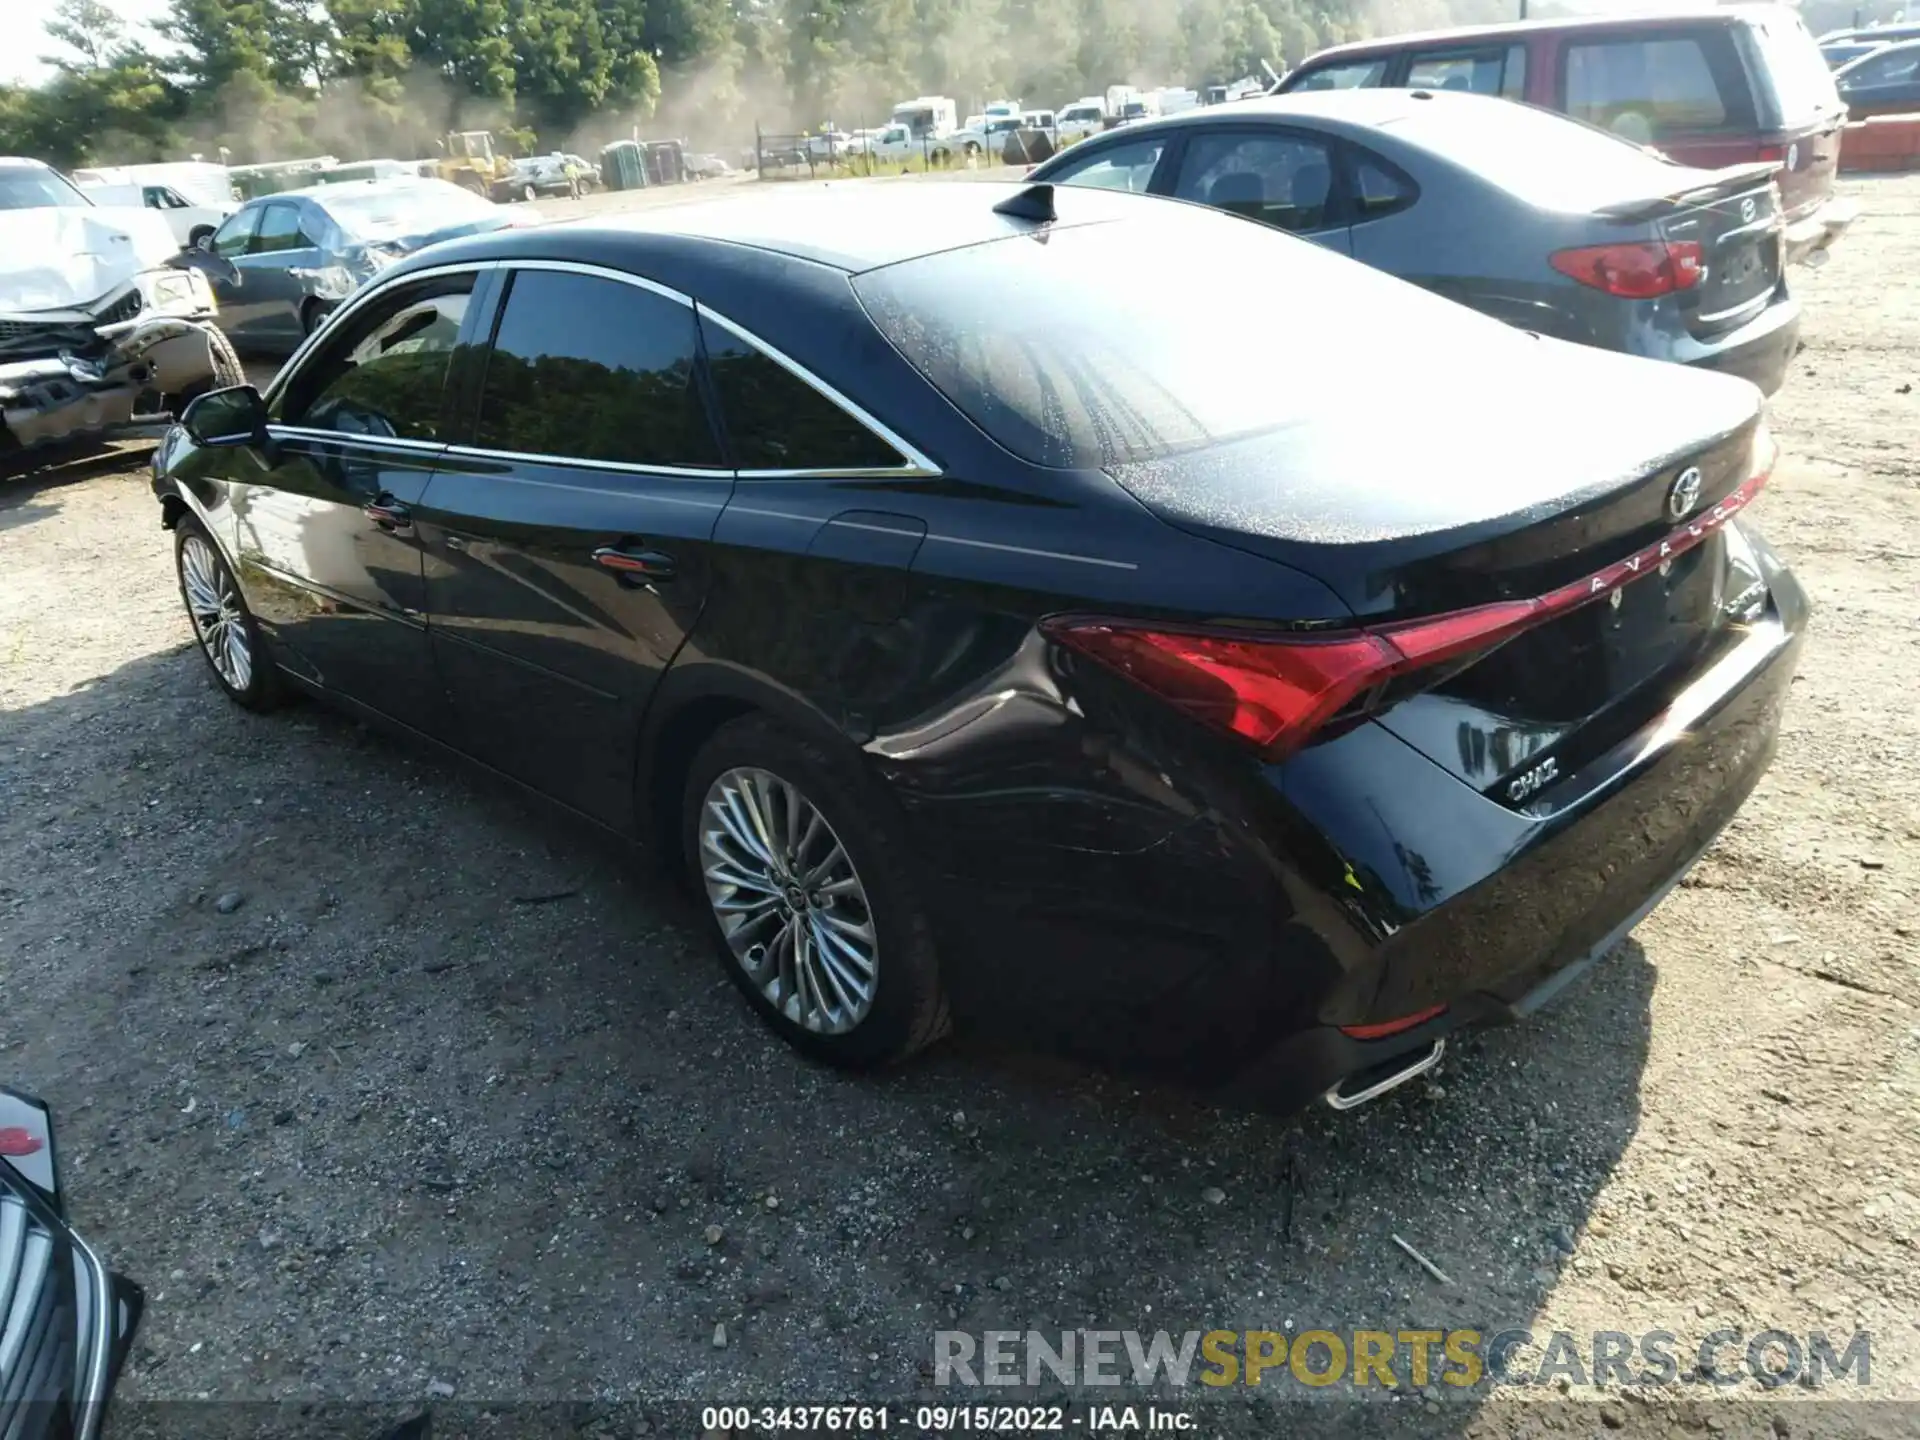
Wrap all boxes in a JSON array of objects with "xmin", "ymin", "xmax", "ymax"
[
  {"xmin": 1549, "ymin": 239, "xmax": 1703, "ymax": 298},
  {"xmin": 1756, "ymin": 143, "xmax": 1786, "ymax": 163},
  {"xmin": 1046, "ymin": 429, "xmax": 1776, "ymax": 760}
]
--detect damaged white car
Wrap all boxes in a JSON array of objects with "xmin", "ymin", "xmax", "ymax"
[{"xmin": 1, "ymin": 156, "xmax": 241, "ymax": 460}]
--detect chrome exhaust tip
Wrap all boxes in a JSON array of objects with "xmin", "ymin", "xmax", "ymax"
[{"xmin": 1323, "ymin": 1038, "xmax": 1445, "ymax": 1111}]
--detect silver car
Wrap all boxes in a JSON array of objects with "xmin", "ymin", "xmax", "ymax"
[{"xmin": 189, "ymin": 176, "xmax": 516, "ymax": 352}]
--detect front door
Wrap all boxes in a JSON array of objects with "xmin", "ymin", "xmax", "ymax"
[
  {"xmin": 415, "ymin": 264, "xmax": 735, "ymax": 827},
  {"xmin": 228, "ymin": 269, "xmax": 481, "ymax": 736},
  {"xmin": 1162, "ymin": 127, "xmax": 1353, "ymax": 255}
]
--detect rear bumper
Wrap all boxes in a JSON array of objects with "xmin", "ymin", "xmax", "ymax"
[
  {"xmin": 1783, "ymin": 195, "xmax": 1861, "ymax": 266},
  {"xmin": 1678, "ymin": 293, "xmax": 1801, "ymax": 396},
  {"xmin": 1224, "ymin": 543, "xmax": 1807, "ymax": 1113}
]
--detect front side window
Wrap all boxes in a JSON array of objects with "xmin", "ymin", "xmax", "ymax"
[
  {"xmin": 1043, "ymin": 137, "xmax": 1166, "ymax": 193},
  {"xmin": 1172, "ymin": 131, "xmax": 1336, "ymax": 233},
  {"xmin": 473, "ymin": 269, "xmax": 720, "ymax": 469},
  {"xmin": 251, "ymin": 203, "xmax": 314, "ymax": 254},
  {"xmin": 1405, "ymin": 46, "xmax": 1527, "ymax": 98},
  {"xmin": 1564, "ymin": 33, "xmax": 1749, "ymax": 141},
  {"xmin": 1287, "ymin": 58, "xmax": 1389, "ymax": 91},
  {"xmin": 211, "ymin": 208, "xmax": 259, "ymax": 257},
  {"xmin": 700, "ymin": 316, "xmax": 905, "ymax": 472},
  {"xmin": 279, "ymin": 273, "xmax": 474, "ymax": 440}
]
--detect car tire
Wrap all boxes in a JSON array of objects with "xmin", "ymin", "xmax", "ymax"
[
  {"xmin": 301, "ymin": 298, "xmax": 332, "ymax": 338},
  {"xmin": 204, "ymin": 323, "xmax": 244, "ymax": 387},
  {"xmin": 523, "ymin": 183, "xmax": 538, "ymax": 202},
  {"xmin": 174, "ymin": 515, "xmax": 281, "ymax": 711},
  {"xmin": 682, "ymin": 715, "xmax": 949, "ymax": 1070}
]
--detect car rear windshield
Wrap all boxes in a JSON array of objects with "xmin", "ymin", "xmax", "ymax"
[
  {"xmin": 1390, "ymin": 99, "xmax": 1691, "ymax": 210},
  {"xmin": 1748, "ymin": 13, "xmax": 1844, "ymax": 123},
  {"xmin": 852, "ymin": 209, "xmax": 1509, "ymax": 470}
]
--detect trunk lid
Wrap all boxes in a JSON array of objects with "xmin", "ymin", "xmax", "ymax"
[
  {"xmin": 1597, "ymin": 164, "xmax": 1786, "ymax": 336},
  {"xmin": 1104, "ymin": 336, "xmax": 1768, "ymax": 797},
  {"xmin": 1740, "ymin": 9, "xmax": 1849, "ymax": 222}
]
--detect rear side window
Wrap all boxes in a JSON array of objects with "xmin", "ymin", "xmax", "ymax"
[
  {"xmin": 1351, "ymin": 153, "xmax": 1417, "ymax": 219},
  {"xmin": 1405, "ymin": 45, "xmax": 1528, "ymax": 99},
  {"xmin": 698, "ymin": 316, "xmax": 905, "ymax": 472},
  {"xmin": 1288, "ymin": 58, "xmax": 1388, "ymax": 91},
  {"xmin": 474, "ymin": 269, "xmax": 721, "ymax": 469},
  {"xmin": 1748, "ymin": 14, "xmax": 1844, "ymax": 123},
  {"xmin": 1563, "ymin": 32, "xmax": 1753, "ymax": 141},
  {"xmin": 1171, "ymin": 131, "xmax": 1336, "ymax": 233}
]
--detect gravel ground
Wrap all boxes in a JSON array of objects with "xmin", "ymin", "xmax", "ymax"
[{"xmin": 2, "ymin": 175, "xmax": 1917, "ymax": 1440}]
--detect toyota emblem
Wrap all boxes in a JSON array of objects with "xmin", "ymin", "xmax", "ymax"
[
  {"xmin": 1740, "ymin": 196, "xmax": 1757, "ymax": 223},
  {"xmin": 1668, "ymin": 466, "xmax": 1703, "ymax": 520}
]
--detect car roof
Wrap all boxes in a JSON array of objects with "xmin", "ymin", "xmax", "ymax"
[
  {"xmin": 1297, "ymin": 2, "xmax": 1787, "ymax": 63},
  {"xmin": 1048, "ymin": 88, "xmax": 1533, "ymax": 147},
  {"xmin": 257, "ymin": 176, "xmax": 459, "ymax": 205},
  {"xmin": 0, "ymin": 156, "xmax": 57, "ymax": 169},
  {"xmin": 414, "ymin": 179, "xmax": 1159, "ymax": 274}
]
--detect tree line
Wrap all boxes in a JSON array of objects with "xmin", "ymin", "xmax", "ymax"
[{"xmin": 0, "ymin": 0, "xmax": 1852, "ymax": 172}]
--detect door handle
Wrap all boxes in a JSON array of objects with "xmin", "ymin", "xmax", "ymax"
[
  {"xmin": 592, "ymin": 546, "xmax": 677, "ymax": 582},
  {"xmin": 363, "ymin": 497, "xmax": 412, "ymax": 531}
]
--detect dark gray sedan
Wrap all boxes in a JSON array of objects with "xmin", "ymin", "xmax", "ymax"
[
  {"xmin": 1029, "ymin": 89, "xmax": 1799, "ymax": 395},
  {"xmin": 191, "ymin": 177, "xmax": 517, "ymax": 352}
]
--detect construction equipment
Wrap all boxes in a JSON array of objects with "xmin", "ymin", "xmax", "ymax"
[{"xmin": 433, "ymin": 131, "xmax": 513, "ymax": 195}]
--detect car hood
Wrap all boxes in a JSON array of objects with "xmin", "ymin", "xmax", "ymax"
[{"xmin": 0, "ymin": 206, "xmax": 181, "ymax": 313}]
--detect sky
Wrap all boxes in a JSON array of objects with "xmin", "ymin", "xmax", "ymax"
[{"xmin": 5, "ymin": 0, "xmax": 170, "ymax": 85}]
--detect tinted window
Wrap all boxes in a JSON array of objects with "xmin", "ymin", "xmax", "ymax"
[
  {"xmin": 475, "ymin": 269, "xmax": 719, "ymax": 468},
  {"xmin": 280, "ymin": 273, "xmax": 473, "ymax": 440},
  {"xmin": 1288, "ymin": 58, "xmax": 1388, "ymax": 91},
  {"xmin": 854, "ymin": 205, "xmax": 1510, "ymax": 469},
  {"xmin": 0, "ymin": 163, "xmax": 90, "ymax": 209},
  {"xmin": 1564, "ymin": 34, "xmax": 1746, "ymax": 141},
  {"xmin": 1352, "ymin": 154, "xmax": 1416, "ymax": 218},
  {"xmin": 699, "ymin": 317, "xmax": 904, "ymax": 472},
  {"xmin": 1044, "ymin": 137, "xmax": 1165, "ymax": 192},
  {"xmin": 1172, "ymin": 131, "xmax": 1334, "ymax": 233},
  {"xmin": 211, "ymin": 208, "xmax": 259, "ymax": 257},
  {"xmin": 1405, "ymin": 45, "xmax": 1527, "ymax": 98},
  {"xmin": 251, "ymin": 203, "xmax": 313, "ymax": 254}
]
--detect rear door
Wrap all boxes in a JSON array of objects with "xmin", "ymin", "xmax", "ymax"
[
  {"xmin": 416, "ymin": 263, "xmax": 735, "ymax": 827},
  {"xmin": 1162, "ymin": 127, "xmax": 1352, "ymax": 254}
]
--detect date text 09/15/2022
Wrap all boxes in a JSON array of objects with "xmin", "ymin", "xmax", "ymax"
[{"xmin": 699, "ymin": 1405, "xmax": 1196, "ymax": 1432}]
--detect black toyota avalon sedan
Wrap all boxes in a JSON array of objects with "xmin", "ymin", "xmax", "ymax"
[{"xmin": 150, "ymin": 181, "xmax": 1806, "ymax": 1114}]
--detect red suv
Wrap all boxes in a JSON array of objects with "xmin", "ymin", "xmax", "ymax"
[{"xmin": 1279, "ymin": 4, "xmax": 1857, "ymax": 266}]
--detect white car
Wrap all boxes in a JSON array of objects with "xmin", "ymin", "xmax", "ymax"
[
  {"xmin": 75, "ymin": 179, "xmax": 235, "ymax": 250},
  {"xmin": 0, "ymin": 157, "xmax": 238, "ymax": 454}
]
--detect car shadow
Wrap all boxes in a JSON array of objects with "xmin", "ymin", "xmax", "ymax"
[
  {"xmin": 1, "ymin": 442, "xmax": 152, "ymax": 523},
  {"xmin": 4, "ymin": 646, "xmax": 1658, "ymax": 1433}
]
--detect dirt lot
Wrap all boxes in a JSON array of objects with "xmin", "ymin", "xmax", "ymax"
[{"xmin": 2, "ymin": 174, "xmax": 1917, "ymax": 1439}]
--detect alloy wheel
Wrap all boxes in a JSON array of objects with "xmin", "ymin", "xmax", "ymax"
[
  {"xmin": 699, "ymin": 766, "xmax": 878, "ymax": 1035},
  {"xmin": 180, "ymin": 534, "xmax": 253, "ymax": 692}
]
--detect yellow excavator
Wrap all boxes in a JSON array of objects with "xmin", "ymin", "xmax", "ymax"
[{"xmin": 433, "ymin": 131, "xmax": 513, "ymax": 194}]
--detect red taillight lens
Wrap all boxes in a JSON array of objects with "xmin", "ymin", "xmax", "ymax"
[
  {"xmin": 1042, "ymin": 625, "xmax": 1398, "ymax": 751},
  {"xmin": 1756, "ymin": 143, "xmax": 1786, "ymax": 164},
  {"xmin": 1047, "ymin": 430, "xmax": 1775, "ymax": 761},
  {"xmin": 1549, "ymin": 239, "xmax": 1703, "ymax": 298}
]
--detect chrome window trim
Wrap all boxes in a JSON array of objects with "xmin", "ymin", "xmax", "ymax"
[
  {"xmin": 443, "ymin": 443, "xmax": 728, "ymax": 482},
  {"xmin": 268, "ymin": 424, "xmax": 448, "ymax": 456},
  {"xmin": 697, "ymin": 303, "xmax": 942, "ymax": 478},
  {"xmin": 271, "ymin": 255, "xmax": 943, "ymax": 482}
]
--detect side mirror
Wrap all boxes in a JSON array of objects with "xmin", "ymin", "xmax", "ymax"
[{"xmin": 181, "ymin": 384, "xmax": 270, "ymax": 449}]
